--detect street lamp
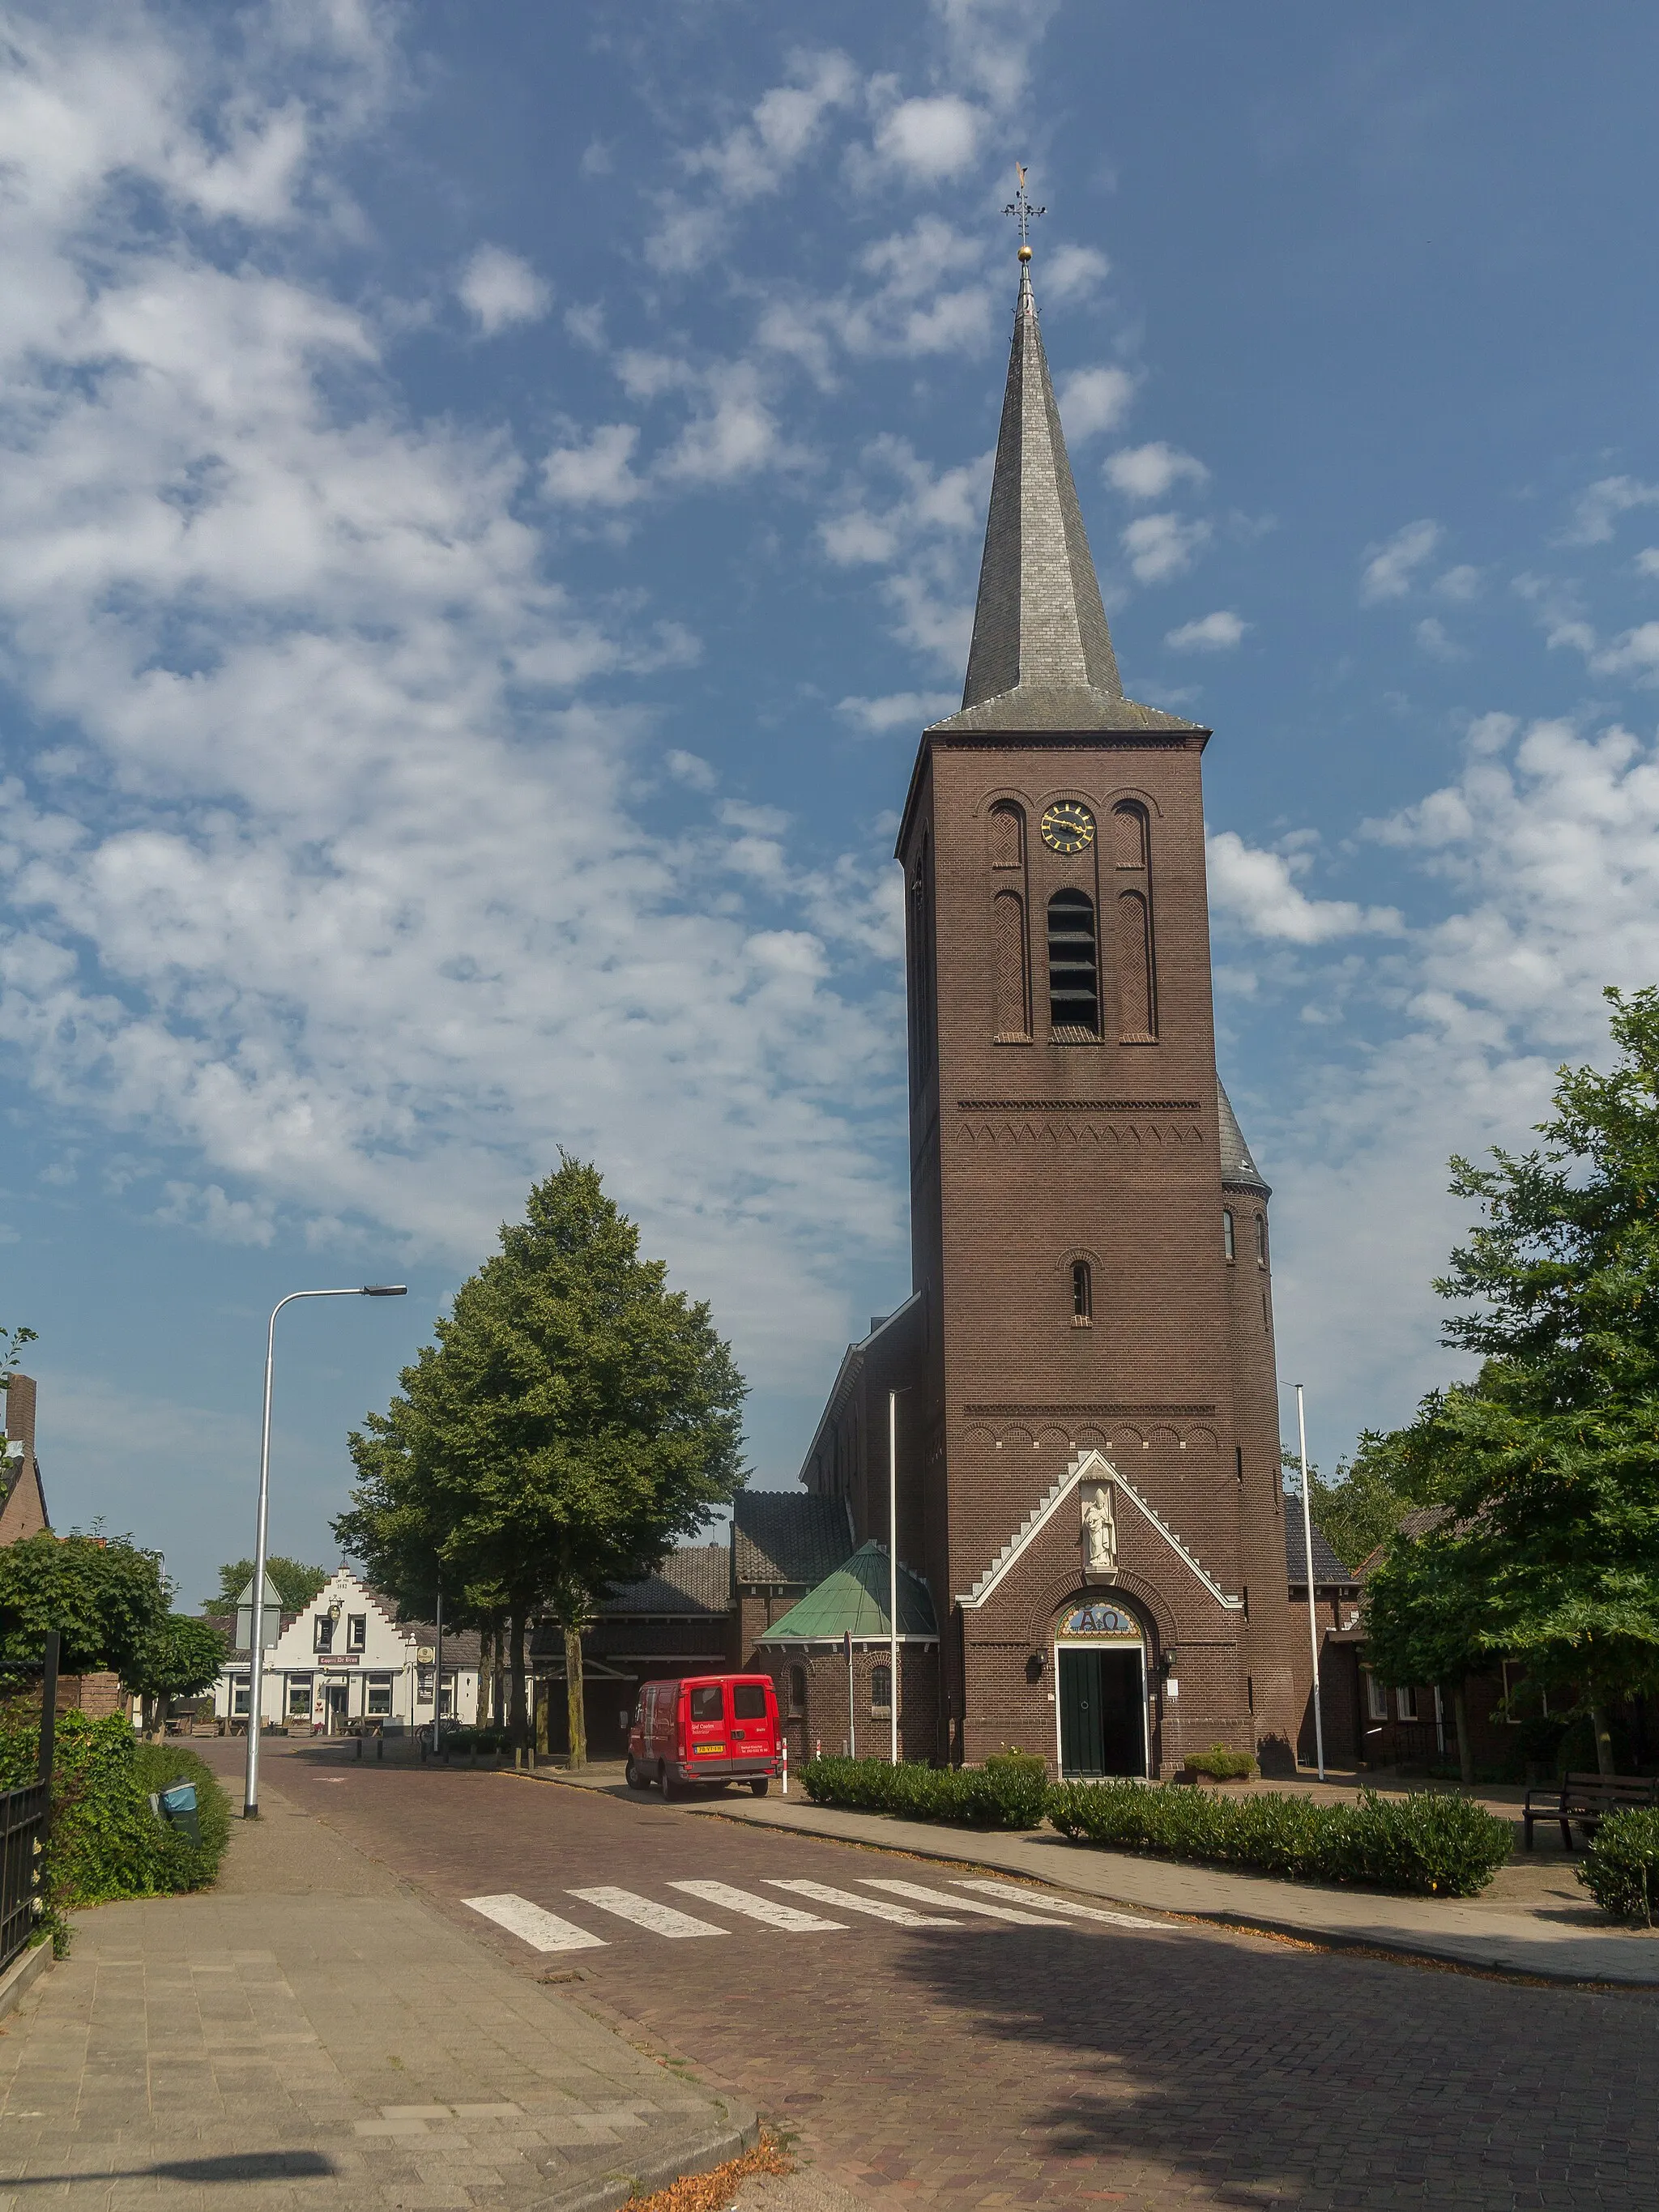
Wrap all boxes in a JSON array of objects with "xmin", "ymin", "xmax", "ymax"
[
  {"xmin": 243, "ymin": 1285, "xmax": 407, "ymax": 1819},
  {"xmin": 1279, "ymin": 1379, "xmax": 1326, "ymax": 1783}
]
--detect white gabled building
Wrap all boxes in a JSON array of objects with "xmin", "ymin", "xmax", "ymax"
[{"xmin": 215, "ymin": 1567, "xmax": 480, "ymax": 1734}]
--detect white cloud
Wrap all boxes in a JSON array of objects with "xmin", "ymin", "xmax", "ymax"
[
  {"xmin": 872, "ymin": 95, "xmax": 984, "ymax": 179},
  {"xmin": 1636, "ymin": 548, "xmax": 1659, "ymax": 579},
  {"xmin": 1589, "ymin": 623, "xmax": 1659, "ymax": 683},
  {"xmin": 1564, "ymin": 475, "xmax": 1659, "ymax": 547},
  {"xmin": 1359, "ymin": 518, "xmax": 1443, "ymax": 603},
  {"xmin": 665, "ymin": 750, "xmax": 717, "ymax": 791},
  {"xmin": 1165, "ymin": 610, "xmax": 1246, "ymax": 652},
  {"xmin": 686, "ymin": 49, "xmax": 859, "ymax": 199},
  {"xmin": 1121, "ymin": 512, "xmax": 1210, "ymax": 585},
  {"xmin": 0, "ymin": 4, "xmax": 905, "ymax": 1410},
  {"xmin": 1041, "ymin": 245, "xmax": 1110, "ymax": 303},
  {"xmin": 1056, "ymin": 367, "xmax": 1136, "ymax": 441},
  {"xmin": 658, "ymin": 379, "xmax": 787, "ymax": 486},
  {"xmin": 1206, "ymin": 833, "xmax": 1401, "ymax": 944},
  {"xmin": 1414, "ymin": 616, "xmax": 1465, "ymax": 662},
  {"xmin": 541, "ymin": 423, "xmax": 646, "ymax": 509},
  {"xmin": 457, "ymin": 245, "xmax": 550, "ymax": 335},
  {"xmin": 1106, "ymin": 442, "xmax": 1209, "ymax": 501},
  {"xmin": 836, "ymin": 691, "xmax": 957, "ymax": 734},
  {"xmin": 1435, "ymin": 564, "xmax": 1482, "ymax": 602}
]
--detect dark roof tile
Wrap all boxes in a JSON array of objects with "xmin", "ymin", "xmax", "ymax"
[
  {"xmin": 595, "ymin": 1545, "xmax": 728, "ymax": 1617},
  {"xmin": 733, "ymin": 1492, "xmax": 855, "ymax": 1588},
  {"xmin": 1286, "ymin": 1517, "xmax": 1356, "ymax": 1589}
]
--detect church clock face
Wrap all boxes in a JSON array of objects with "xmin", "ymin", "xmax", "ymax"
[{"xmin": 1040, "ymin": 800, "xmax": 1096, "ymax": 855}]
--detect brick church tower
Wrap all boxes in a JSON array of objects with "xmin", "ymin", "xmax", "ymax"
[{"xmin": 790, "ymin": 241, "xmax": 1299, "ymax": 1779}]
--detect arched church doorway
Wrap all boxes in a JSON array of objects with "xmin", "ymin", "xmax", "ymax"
[{"xmin": 1055, "ymin": 1600, "xmax": 1147, "ymax": 1777}]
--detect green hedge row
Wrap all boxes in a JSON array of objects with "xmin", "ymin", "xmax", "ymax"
[
  {"xmin": 1047, "ymin": 1779, "xmax": 1512, "ymax": 1896},
  {"xmin": 796, "ymin": 1754, "xmax": 1513, "ymax": 1895},
  {"xmin": 0, "ymin": 1712, "xmax": 232, "ymax": 1950},
  {"xmin": 1578, "ymin": 1807, "xmax": 1659, "ymax": 1921},
  {"xmin": 800, "ymin": 1753, "xmax": 1050, "ymax": 1830}
]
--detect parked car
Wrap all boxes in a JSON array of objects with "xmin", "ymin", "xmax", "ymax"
[{"xmin": 625, "ymin": 1673, "xmax": 781, "ymax": 1797}]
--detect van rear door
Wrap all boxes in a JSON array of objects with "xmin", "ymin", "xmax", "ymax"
[
  {"xmin": 730, "ymin": 1679, "xmax": 773, "ymax": 1757},
  {"xmin": 684, "ymin": 1681, "xmax": 727, "ymax": 1767}
]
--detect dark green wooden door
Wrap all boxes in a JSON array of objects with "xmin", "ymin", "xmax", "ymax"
[
  {"xmin": 1059, "ymin": 1648, "xmax": 1107, "ymax": 1775},
  {"xmin": 1059, "ymin": 1647, "xmax": 1145, "ymax": 1777}
]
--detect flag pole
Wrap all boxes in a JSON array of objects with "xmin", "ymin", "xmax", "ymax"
[
  {"xmin": 888, "ymin": 1389, "xmax": 900, "ymax": 1767},
  {"xmin": 1296, "ymin": 1383, "xmax": 1327, "ymax": 1782}
]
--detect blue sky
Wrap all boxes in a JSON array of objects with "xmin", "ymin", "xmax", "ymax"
[{"xmin": 5, "ymin": 1, "xmax": 1659, "ymax": 1604}]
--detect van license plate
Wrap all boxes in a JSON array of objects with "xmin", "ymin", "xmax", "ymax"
[{"xmin": 693, "ymin": 1743, "xmax": 727, "ymax": 1755}]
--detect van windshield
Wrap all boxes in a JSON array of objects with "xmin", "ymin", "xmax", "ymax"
[
  {"xmin": 731, "ymin": 1684, "xmax": 767, "ymax": 1720},
  {"xmin": 689, "ymin": 1686, "xmax": 723, "ymax": 1723}
]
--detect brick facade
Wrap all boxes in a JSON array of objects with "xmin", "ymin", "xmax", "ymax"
[{"xmin": 795, "ymin": 257, "xmax": 1302, "ymax": 1779}]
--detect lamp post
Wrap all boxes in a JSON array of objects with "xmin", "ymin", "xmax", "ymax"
[
  {"xmin": 244, "ymin": 1285, "xmax": 407, "ymax": 1820},
  {"xmin": 888, "ymin": 1391, "xmax": 900, "ymax": 1767},
  {"xmin": 1280, "ymin": 1379, "xmax": 1327, "ymax": 1784}
]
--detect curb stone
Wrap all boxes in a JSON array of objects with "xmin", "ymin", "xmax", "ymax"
[
  {"xmin": 530, "ymin": 2102, "xmax": 760, "ymax": 2212},
  {"xmin": 0, "ymin": 1938, "xmax": 50, "ymax": 2021}
]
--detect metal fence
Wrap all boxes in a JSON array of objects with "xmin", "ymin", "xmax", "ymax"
[{"xmin": 0, "ymin": 1780, "xmax": 49, "ymax": 1973}]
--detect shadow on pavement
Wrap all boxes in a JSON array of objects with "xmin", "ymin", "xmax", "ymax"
[{"xmin": 6, "ymin": 2151, "xmax": 336, "ymax": 2185}]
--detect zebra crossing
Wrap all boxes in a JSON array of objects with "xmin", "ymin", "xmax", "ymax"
[{"xmin": 464, "ymin": 1875, "xmax": 1167, "ymax": 1953}]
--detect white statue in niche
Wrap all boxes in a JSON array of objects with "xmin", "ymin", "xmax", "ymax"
[{"xmin": 1082, "ymin": 1484, "xmax": 1117, "ymax": 1574}]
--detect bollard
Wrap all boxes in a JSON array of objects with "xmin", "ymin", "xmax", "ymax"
[
  {"xmin": 356, "ymin": 1734, "xmax": 364, "ymax": 1762},
  {"xmin": 377, "ymin": 1732, "xmax": 385, "ymax": 1761}
]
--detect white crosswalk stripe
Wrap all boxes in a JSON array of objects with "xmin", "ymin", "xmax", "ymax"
[
  {"xmin": 567, "ymin": 1886, "xmax": 726, "ymax": 1938},
  {"xmin": 464, "ymin": 1894, "xmax": 607, "ymax": 1952},
  {"xmin": 858, "ymin": 1878, "xmax": 1065, "ymax": 1927},
  {"xmin": 671, "ymin": 1881, "xmax": 845, "ymax": 1932},
  {"xmin": 767, "ymin": 1878, "xmax": 960, "ymax": 1927},
  {"xmin": 949, "ymin": 1879, "xmax": 1166, "ymax": 1929}
]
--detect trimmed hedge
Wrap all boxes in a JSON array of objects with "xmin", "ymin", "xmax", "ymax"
[
  {"xmin": 1183, "ymin": 1744, "xmax": 1257, "ymax": 1782},
  {"xmin": 1047, "ymin": 1779, "xmax": 1512, "ymax": 1895},
  {"xmin": 0, "ymin": 1712, "xmax": 232, "ymax": 1950},
  {"xmin": 800, "ymin": 1752, "xmax": 1050, "ymax": 1831},
  {"xmin": 1577, "ymin": 1807, "xmax": 1659, "ymax": 1922}
]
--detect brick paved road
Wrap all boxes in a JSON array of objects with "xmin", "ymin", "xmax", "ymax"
[{"xmin": 206, "ymin": 1741, "xmax": 1658, "ymax": 2212}]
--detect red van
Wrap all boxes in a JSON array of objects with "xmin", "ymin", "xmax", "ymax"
[{"xmin": 625, "ymin": 1673, "xmax": 781, "ymax": 1798}]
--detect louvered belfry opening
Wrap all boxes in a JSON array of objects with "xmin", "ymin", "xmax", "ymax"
[{"xmin": 1047, "ymin": 888, "xmax": 1099, "ymax": 1036}]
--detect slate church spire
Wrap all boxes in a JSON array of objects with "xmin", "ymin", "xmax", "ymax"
[{"xmin": 932, "ymin": 249, "xmax": 1201, "ymax": 737}]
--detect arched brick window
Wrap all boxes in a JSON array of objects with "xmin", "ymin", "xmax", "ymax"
[
  {"xmin": 1222, "ymin": 1208, "xmax": 1235, "ymax": 1262},
  {"xmin": 992, "ymin": 890, "xmax": 1030, "ymax": 1040},
  {"xmin": 1047, "ymin": 889, "xmax": 1100, "ymax": 1037},
  {"xmin": 1111, "ymin": 802, "xmax": 1158, "ymax": 1041},
  {"xmin": 787, "ymin": 1665, "xmax": 806, "ymax": 1717},
  {"xmin": 1071, "ymin": 1259, "xmax": 1093, "ymax": 1324},
  {"xmin": 988, "ymin": 800, "xmax": 1024, "ymax": 869}
]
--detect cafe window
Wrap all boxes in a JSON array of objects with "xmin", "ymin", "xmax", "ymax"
[
  {"xmin": 416, "ymin": 1666, "xmax": 434, "ymax": 1704},
  {"xmin": 439, "ymin": 1674, "xmax": 455, "ymax": 1719},
  {"xmin": 286, "ymin": 1676, "xmax": 313, "ymax": 1719},
  {"xmin": 366, "ymin": 1675, "xmax": 394, "ymax": 1717},
  {"xmin": 871, "ymin": 1663, "xmax": 893, "ymax": 1718},
  {"xmin": 313, "ymin": 1613, "xmax": 335, "ymax": 1653},
  {"xmin": 347, "ymin": 1614, "xmax": 366, "ymax": 1652},
  {"xmin": 232, "ymin": 1678, "xmax": 251, "ymax": 1717}
]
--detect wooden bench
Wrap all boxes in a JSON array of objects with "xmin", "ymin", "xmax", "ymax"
[{"xmin": 1522, "ymin": 1771, "xmax": 1659, "ymax": 1850}]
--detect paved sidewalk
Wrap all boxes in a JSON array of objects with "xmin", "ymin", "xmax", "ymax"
[
  {"xmin": 532, "ymin": 1760, "xmax": 1659, "ymax": 1986},
  {"xmin": 0, "ymin": 1775, "xmax": 753, "ymax": 2210}
]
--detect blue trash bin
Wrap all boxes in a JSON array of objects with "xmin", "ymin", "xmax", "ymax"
[{"xmin": 151, "ymin": 1780, "xmax": 200, "ymax": 1849}]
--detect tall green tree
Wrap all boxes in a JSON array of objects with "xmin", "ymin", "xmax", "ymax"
[
  {"xmin": 336, "ymin": 1157, "xmax": 747, "ymax": 1761},
  {"xmin": 202, "ymin": 1557, "xmax": 330, "ymax": 1617},
  {"xmin": 1369, "ymin": 989, "xmax": 1659, "ymax": 1776},
  {"xmin": 1291, "ymin": 1428, "xmax": 1441, "ymax": 1578},
  {"xmin": 0, "ymin": 1531, "xmax": 169, "ymax": 1683},
  {"xmin": 126, "ymin": 1614, "xmax": 228, "ymax": 1737}
]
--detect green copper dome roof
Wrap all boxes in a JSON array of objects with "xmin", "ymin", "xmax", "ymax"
[{"xmin": 755, "ymin": 1541, "xmax": 938, "ymax": 1645}]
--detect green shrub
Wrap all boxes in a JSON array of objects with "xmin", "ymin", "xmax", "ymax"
[
  {"xmin": 0, "ymin": 1712, "xmax": 233, "ymax": 1948},
  {"xmin": 1183, "ymin": 1743, "xmax": 1257, "ymax": 1781},
  {"xmin": 1047, "ymin": 1780, "xmax": 1511, "ymax": 1896},
  {"xmin": 800, "ymin": 1754, "xmax": 1050, "ymax": 1830},
  {"xmin": 1577, "ymin": 1807, "xmax": 1659, "ymax": 1922}
]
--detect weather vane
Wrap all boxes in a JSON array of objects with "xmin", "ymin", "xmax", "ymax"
[{"xmin": 1004, "ymin": 164, "xmax": 1044, "ymax": 260}]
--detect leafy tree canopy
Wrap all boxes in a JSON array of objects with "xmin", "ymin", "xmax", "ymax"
[
  {"xmin": 0, "ymin": 1531, "xmax": 168, "ymax": 1681},
  {"xmin": 335, "ymin": 1155, "xmax": 748, "ymax": 1626},
  {"xmin": 1364, "ymin": 989, "xmax": 1659, "ymax": 1728},
  {"xmin": 126, "ymin": 1613, "xmax": 228, "ymax": 1703},
  {"xmin": 203, "ymin": 1557, "xmax": 329, "ymax": 1617},
  {"xmin": 1294, "ymin": 1428, "xmax": 1444, "ymax": 1579}
]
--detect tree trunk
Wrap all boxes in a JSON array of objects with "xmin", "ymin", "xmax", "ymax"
[
  {"xmin": 535, "ymin": 1673, "xmax": 550, "ymax": 1757},
  {"xmin": 1591, "ymin": 1702, "xmax": 1616, "ymax": 1779},
  {"xmin": 564, "ymin": 1623, "xmax": 587, "ymax": 1768},
  {"xmin": 475, "ymin": 1625, "xmax": 491, "ymax": 1728},
  {"xmin": 492, "ymin": 1611, "xmax": 505, "ymax": 1728},
  {"xmin": 1452, "ymin": 1681, "xmax": 1474, "ymax": 1788},
  {"xmin": 509, "ymin": 1608, "xmax": 529, "ymax": 1750}
]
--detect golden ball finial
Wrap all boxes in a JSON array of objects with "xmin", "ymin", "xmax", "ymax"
[{"xmin": 1018, "ymin": 243, "xmax": 1032, "ymax": 262}]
